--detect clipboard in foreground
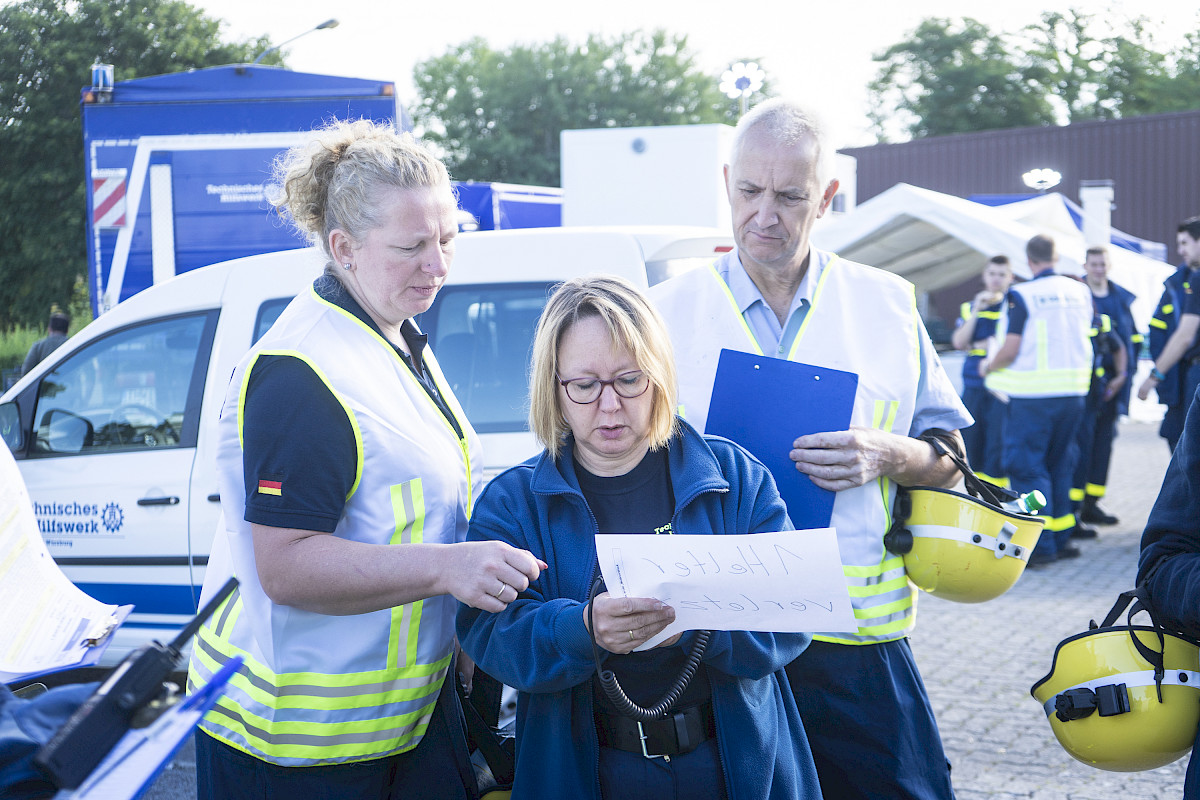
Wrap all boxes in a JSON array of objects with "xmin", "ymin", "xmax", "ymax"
[
  {"xmin": 705, "ymin": 348, "xmax": 858, "ymax": 530},
  {"xmin": 56, "ymin": 655, "xmax": 242, "ymax": 800}
]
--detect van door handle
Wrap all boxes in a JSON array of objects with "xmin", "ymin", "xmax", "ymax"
[
  {"xmin": 207, "ymin": 494, "xmax": 220, "ymax": 503},
  {"xmin": 137, "ymin": 496, "xmax": 180, "ymax": 506}
]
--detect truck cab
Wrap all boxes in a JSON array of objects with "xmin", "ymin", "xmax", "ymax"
[{"xmin": 0, "ymin": 226, "xmax": 732, "ymax": 661}]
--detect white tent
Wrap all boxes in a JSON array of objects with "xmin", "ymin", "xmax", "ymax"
[{"xmin": 812, "ymin": 183, "xmax": 1174, "ymax": 331}]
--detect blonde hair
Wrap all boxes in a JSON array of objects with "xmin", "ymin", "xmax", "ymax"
[
  {"xmin": 269, "ymin": 118, "xmax": 452, "ymax": 275},
  {"xmin": 529, "ymin": 276, "xmax": 678, "ymax": 460}
]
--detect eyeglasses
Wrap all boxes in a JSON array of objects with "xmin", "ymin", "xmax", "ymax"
[{"xmin": 557, "ymin": 370, "xmax": 650, "ymax": 404}]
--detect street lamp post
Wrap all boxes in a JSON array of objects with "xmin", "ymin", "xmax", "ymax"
[
  {"xmin": 720, "ymin": 62, "xmax": 766, "ymax": 117},
  {"xmin": 251, "ymin": 18, "xmax": 340, "ymax": 66}
]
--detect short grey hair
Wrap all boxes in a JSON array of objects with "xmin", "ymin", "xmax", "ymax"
[{"xmin": 730, "ymin": 98, "xmax": 835, "ymax": 191}]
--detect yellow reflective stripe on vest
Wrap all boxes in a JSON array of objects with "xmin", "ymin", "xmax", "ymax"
[
  {"xmin": 708, "ymin": 264, "xmax": 763, "ymax": 356},
  {"xmin": 978, "ymin": 310, "xmax": 1001, "ymax": 320},
  {"xmin": 193, "ymin": 616, "xmax": 450, "ymax": 763},
  {"xmin": 786, "ymin": 255, "xmax": 841, "ymax": 361},
  {"xmin": 959, "ymin": 302, "xmax": 972, "ymax": 321},
  {"xmin": 238, "ymin": 349, "xmax": 365, "ymax": 501},
  {"xmin": 1150, "ymin": 317, "xmax": 1168, "ymax": 330},
  {"xmin": 968, "ymin": 349, "xmax": 986, "ymax": 357},
  {"xmin": 390, "ymin": 478, "xmax": 426, "ymax": 670}
]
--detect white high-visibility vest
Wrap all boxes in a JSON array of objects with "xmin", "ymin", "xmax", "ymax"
[
  {"xmin": 189, "ymin": 285, "xmax": 482, "ymax": 766},
  {"xmin": 985, "ymin": 274, "xmax": 1093, "ymax": 398},
  {"xmin": 651, "ymin": 249, "xmax": 924, "ymax": 644}
]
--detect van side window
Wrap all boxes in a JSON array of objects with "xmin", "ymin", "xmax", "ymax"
[
  {"xmin": 31, "ymin": 314, "xmax": 212, "ymax": 455},
  {"xmin": 418, "ymin": 283, "xmax": 550, "ymax": 434},
  {"xmin": 254, "ymin": 298, "xmax": 292, "ymax": 344}
]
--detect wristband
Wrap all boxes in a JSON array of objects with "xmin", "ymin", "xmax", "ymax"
[{"xmin": 1150, "ymin": 367, "xmax": 1166, "ymax": 382}]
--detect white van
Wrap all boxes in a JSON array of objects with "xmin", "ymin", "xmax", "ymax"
[{"xmin": 0, "ymin": 226, "xmax": 732, "ymax": 662}]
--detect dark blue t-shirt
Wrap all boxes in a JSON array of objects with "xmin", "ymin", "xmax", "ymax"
[
  {"xmin": 241, "ymin": 276, "xmax": 457, "ymax": 531},
  {"xmin": 578, "ymin": 446, "xmax": 714, "ymax": 714}
]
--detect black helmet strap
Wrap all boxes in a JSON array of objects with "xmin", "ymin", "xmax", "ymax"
[{"xmin": 1095, "ymin": 586, "xmax": 1168, "ymax": 702}]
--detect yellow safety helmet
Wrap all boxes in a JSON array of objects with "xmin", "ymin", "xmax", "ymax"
[
  {"xmin": 1031, "ymin": 589, "xmax": 1200, "ymax": 772},
  {"xmin": 886, "ymin": 485, "xmax": 1044, "ymax": 603},
  {"xmin": 884, "ymin": 435, "xmax": 1045, "ymax": 602}
]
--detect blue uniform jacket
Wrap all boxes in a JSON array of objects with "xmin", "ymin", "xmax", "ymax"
[
  {"xmin": 1138, "ymin": 392, "xmax": 1200, "ymax": 637},
  {"xmin": 1149, "ymin": 267, "xmax": 1200, "ymax": 408},
  {"xmin": 457, "ymin": 419, "xmax": 819, "ymax": 800},
  {"xmin": 1137, "ymin": 391, "xmax": 1200, "ymax": 798}
]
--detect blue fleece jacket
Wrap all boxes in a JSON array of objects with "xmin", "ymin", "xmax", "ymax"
[
  {"xmin": 457, "ymin": 420, "xmax": 820, "ymax": 800},
  {"xmin": 1138, "ymin": 389, "xmax": 1200, "ymax": 798}
]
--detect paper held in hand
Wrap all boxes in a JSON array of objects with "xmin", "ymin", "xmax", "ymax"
[{"xmin": 595, "ymin": 529, "xmax": 857, "ymax": 650}]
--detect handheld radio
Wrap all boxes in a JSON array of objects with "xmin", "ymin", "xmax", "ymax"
[{"xmin": 34, "ymin": 577, "xmax": 238, "ymax": 789}]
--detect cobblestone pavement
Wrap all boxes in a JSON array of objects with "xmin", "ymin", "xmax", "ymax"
[
  {"xmin": 145, "ymin": 418, "xmax": 1184, "ymax": 800},
  {"xmin": 909, "ymin": 417, "xmax": 1185, "ymax": 800}
]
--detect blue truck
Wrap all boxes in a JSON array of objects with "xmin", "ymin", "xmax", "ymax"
[
  {"xmin": 81, "ymin": 64, "xmax": 408, "ymax": 316},
  {"xmin": 81, "ymin": 65, "xmax": 563, "ymax": 316}
]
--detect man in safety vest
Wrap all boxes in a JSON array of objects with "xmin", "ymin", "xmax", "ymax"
[
  {"xmin": 650, "ymin": 97, "xmax": 972, "ymax": 800},
  {"xmin": 1138, "ymin": 217, "xmax": 1200, "ymax": 451},
  {"xmin": 981, "ymin": 234, "xmax": 1093, "ymax": 566}
]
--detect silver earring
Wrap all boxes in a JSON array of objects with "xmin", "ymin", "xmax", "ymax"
[{"xmin": 343, "ymin": 262, "xmax": 352, "ymax": 270}]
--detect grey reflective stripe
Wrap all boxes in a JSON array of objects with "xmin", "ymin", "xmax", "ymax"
[
  {"xmin": 396, "ymin": 481, "xmax": 418, "ymax": 544},
  {"xmin": 909, "ymin": 523, "xmax": 1031, "ymax": 563},
  {"xmin": 1041, "ymin": 669, "xmax": 1200, "ymax": 717},
  {"xmin": 212, "ymin": 585, "xmax": 240, "ymax": 637},
  {"xmin": 193, "ymin": 635, "xmax": 440, "ymax": 699},
  {"xmin": 392, "ymin": 480, "xmax": 420, "ymax": 667},
  {"xmin": 202, "ymin": 699, "xmax": 433, "ymax": 754}
]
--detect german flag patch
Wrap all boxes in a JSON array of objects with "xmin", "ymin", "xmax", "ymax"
[{"xmin": 257, "ymin": 479, "xmax": 282, "ymax": 497}]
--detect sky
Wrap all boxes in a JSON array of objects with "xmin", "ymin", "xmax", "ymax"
[{"xmin": 191, "ymin": 0, "xmax": 1197, "ymax": 149}]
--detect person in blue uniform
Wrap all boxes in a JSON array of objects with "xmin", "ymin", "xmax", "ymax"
[
  {"xmin": 981, "ymin": 235, "xmax": 1093, "ymax": 565},
  {"xmin": 1139, "ymin": 217, "xmax": 1200, "ymax": 451},
  {"xmin": 1071, "ymin": 246, "xmax": 1137, "ymax": 536},
  {"xmin": 1137, "ymin": 387, "xmax": 1200, "ymax": 798},
  {"xmin": 457, "ymin": 276, "xmax": 819, "ymax": 800},
  {"xmin": 951, "ymin": 255, "xmax": 1013, "ymax": 484}
]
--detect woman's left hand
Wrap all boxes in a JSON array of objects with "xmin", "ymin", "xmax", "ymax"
[{"xmin": 584, "ymin": 592, "xmax": 676, "ymax": 654}]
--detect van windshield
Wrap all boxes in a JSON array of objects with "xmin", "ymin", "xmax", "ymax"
[{"xmin": 417, "ymin": 283, "xmax": 552, "ymax": 434}]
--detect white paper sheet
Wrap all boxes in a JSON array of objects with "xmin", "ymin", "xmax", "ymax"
[
  {"xmin": 595, "ymin": 529, "xmax": 857, "ymax": 649},
  {"xmin": 0, "ymin": 445, "xmax": 125, "ymax": 681}
]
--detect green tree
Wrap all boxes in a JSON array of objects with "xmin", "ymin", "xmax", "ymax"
[
  {"xmin": 1021, "ymin": 9, "xmax": 1104, "ymax": 123},
  {"xmin": 0, "ymin": 0, "xmax": 275, "ymax": 329},
  {"xmin": 868, "ymin": 17, "xmax": 1056, "ymax": 141},
  {"xmin": 412, "ymin": 30, "xmax": 736, "ymax": 186}
]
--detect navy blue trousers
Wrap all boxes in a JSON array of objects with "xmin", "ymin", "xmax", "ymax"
[
  {"xmin": 784, "ymin": 639, "xmax": 954, "ymax": 800},
  {"xmin": 599, "ymin": 737, "xmax": 727, "ymax": 800},
  {"xmin": 1004, "ymin": 396, "xmax": 1085, "ymax": 557},
  {"xmin": 1073, "ymin": 394, "xmax": 1118, "ymax": 500},
  {"xmin": 196, "ymin": 679, "xmax": 477, "ymax": 800},
  {"xmin": 960, "ymin": 385, "xmax": 1006, "ymax": 480}
]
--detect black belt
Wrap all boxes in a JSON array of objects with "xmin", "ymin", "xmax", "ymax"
[{"xmin": 595, "ymin": 703, "xmax": 716, "ymax": 758}]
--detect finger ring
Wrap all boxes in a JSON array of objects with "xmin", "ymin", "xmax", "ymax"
[
  {"xmin": 628, "ymin": 630, "xmax": 636, "ymax": 642},
  {"xmin": 492, "ymin": 583, "xmax": 506, "ymax": 599}
]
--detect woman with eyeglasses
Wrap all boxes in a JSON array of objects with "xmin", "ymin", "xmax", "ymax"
[{"xmin": 457, "ymin": 276, "xmax": 819, "ymax": 800}]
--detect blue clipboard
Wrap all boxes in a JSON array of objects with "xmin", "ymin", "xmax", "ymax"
[
  {"xmin": 705, "ymin": 348, "xmax": 858, "ymax": 529},
  {"xmin": 58, "ymin": 656, "xmax": 242, "ymax": 800}
]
